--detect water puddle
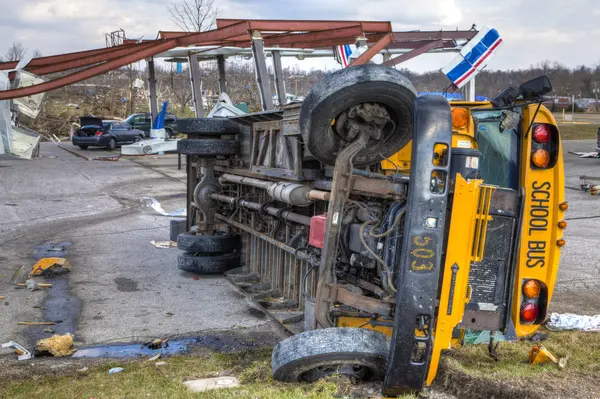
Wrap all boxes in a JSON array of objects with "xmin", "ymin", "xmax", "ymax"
[{"xmin": 72, "ymin": 339, "xmax": 196, "ymax": 358}]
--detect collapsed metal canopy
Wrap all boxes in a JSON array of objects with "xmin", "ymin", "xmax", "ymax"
[{"xmin": 0, "ymin": 19, "xmax": 477, "ymax": 100}]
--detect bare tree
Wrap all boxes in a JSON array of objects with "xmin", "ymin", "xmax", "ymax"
[
  {"xmin": 168, "ymin": 0, "xmax": 220, "ymax": 32},
  {"xmin": 32, "ymin": 49, "xmax": 42, "ymax": 58},
  {"xmin": 5, "ymin": 42, "xmax": 26, "ymax": 61}
]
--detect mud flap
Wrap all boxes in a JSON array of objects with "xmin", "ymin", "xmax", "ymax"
[{"xmin": 383, "ymin": 96, "xmax": 452, "ymax": 395}]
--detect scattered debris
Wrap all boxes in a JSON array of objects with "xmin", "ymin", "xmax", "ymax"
[
  {"xmin": 26, "ymin": 279, "xmax": 49, "ymax": 291},
  {"xmin": 150, "ymin": 240, "xmax": 178, "ymax": 249},
  {"xmin": 528, "ymin": 345, "xmax": 567, "ymax": 369},
  {"xmin": 488, "ymin": 338, "xmax": 501, "ymax": 361},
  {"xmin": 1, "ymin": 341, "xmax": 33, "ymax": 360},
  {"xmin": 183, "ymin": 377, "xmax": 240, "ymax": 393},
  {"xmin": 154, "ymin": 361, "xmax": 168, "ymax": 367},
  {"xmin": 44, "ymin": 328, "xmax": 55, "ymax": 334},
  {"xmin": 33, "ymin": 242, "xmax": 71, "ymax": 259},
  {"xmin": 140, "ymin": 197, "xmax": 186, "ymax": 217},
  {"xmin": 35, "ymin": 334, "xmax": 75, "ymax": 357},
  {"xmin": 0, "ymin": 296, "xmax": 4, "ymax": 300},
  {"xmin": 580, "ymin": 176, "xmax": 600, "ymax": 195},
  {"xmin": 571, "ymin": 152, "xmax": 599, "ymax": 158},
  {"xmin": 15, "ymin": 282, "xmax": 52, "ymax": 289},
  {"xmin": 530, "ymin": 332, "xmax": 548, "ymax": 342},
  {"xmin": 547, "ymin": 313, "xmax": 600, "ymax": 332},
  {"xmin": 33, "ymin": 305, "xmax": 48, "ymax": 310},
  {"xmin": 17, "ymin": 321, "xmax": 56, "ymax": 326},
  {"xmin": 145, "ymin": 353, "xmax": 162, "ymax": 363},
  {"xmin": 145, "ymin": 338, "xmax": 169, "ymax": 350},
  {"xmin": 109, "ymin": 367, "xmax": 124, "ymax": 375},
  {"xmin": 31, "ymin": 257, "xmax": 71, "ymax": 276},
  {"xmin": 10, "ymin": 266, "xmax": 28, "ymax": 285},
  {"xmin": 166, "ymin": 312, "xmax": 174, "ymax": 317},
  {"xmin": 77, "ymin": 367, "xmax": 89, "ymax": 374}
]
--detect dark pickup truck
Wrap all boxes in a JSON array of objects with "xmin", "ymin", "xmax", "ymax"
[{"xmin": 124, "ymin": 113, "xmax": 178, "ymax": 138}]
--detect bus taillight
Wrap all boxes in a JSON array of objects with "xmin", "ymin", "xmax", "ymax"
[
  {"xmin": 520, "ymin": 279, "xmax": 547, "ymax": 324},
  {"xmin": 530, "ymin": 123, "xmax": 559, "ymax": 169},
  {"xmin": 521, "ymin": 303, "xmax": 539, "ymax": 323},
  {"xmin": 532, "ymin": 124, "xmax": 551, "ymax": 143}
]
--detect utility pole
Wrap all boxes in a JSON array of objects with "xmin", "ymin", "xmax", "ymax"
[{"xmin": 593, "ymin": 82, "xmax": 599, "ymax": 112}]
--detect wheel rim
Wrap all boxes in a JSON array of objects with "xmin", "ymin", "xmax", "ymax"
[
  {"xmin": 300, "ymin": 362, "xmax": 371, "ymax": 382},
  {"xmin": 109, "ymin": 139, "xmax": 116, "ymax": 149}
]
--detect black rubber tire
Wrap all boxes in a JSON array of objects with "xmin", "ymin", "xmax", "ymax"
[
  {"xmin": 272, "ymin": 328, "xmax": 390, "ymax": 383},
  {"xmin": 177, "ymin": 233, "xmax": 241, "ymax": 253},
  {"xmin": 176, "ymin": 118, "xmax": 243, "ymax": 135},
  {"xmin": 177, "ymin": 139, "xmax": 239, "ymax": 156},
  {"xmin": 135, "ymin": 135, "xmax": 144, "ymax": 142},
  {"xmin": 107, "ymin": 138, "xmax": 117, "ymax": 151},
  {"xmin": 300, "ymin": 64, "xmax": 416, "ymax": 167},
  {"xmin": 78, "ymin": 145, "xmax": 88, "ymax": 150},
  {"xmin": 177, "ymin": 252, "xmax": 240, "ymax": 274}
]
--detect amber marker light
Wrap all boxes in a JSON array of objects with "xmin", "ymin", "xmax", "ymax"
[
  {"xmin": 451, "ymin": 107, "xmax": 469, "ymax": 129},
  {"xmin": 558, "ymin": 220, "xmax": 567, "ymax": 229},
  {"xmin": 531, "ymin": 149, "xmax": 550, "ymax": 168},
  {"xmin": 523, "ymin": 280, "xmax": 541, "ymax": 299}
]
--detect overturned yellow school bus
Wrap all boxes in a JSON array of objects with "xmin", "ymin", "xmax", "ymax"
[{"xmin": 175, "ymin": 65, "xmax": 565, "ymax": 395}]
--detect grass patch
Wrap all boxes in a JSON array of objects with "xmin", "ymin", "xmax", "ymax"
[
  {"xmin": 557, "ymin": 123, "xmax": 599, "ymax": 140},
  {"xmin": 0, "ymin": 347, "xmax": 418, "ymax": 399},
  {"xmin": 438, "ymin": 329, "xmax": 600, "ymax": 398},
  {"xmin": 0, "ymin": 348, "xmax": 336, "ymax": 399}
]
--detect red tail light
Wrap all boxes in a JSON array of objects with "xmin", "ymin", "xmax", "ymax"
[
  {"xmin": 532, "ymin": 124, "xmax": 551, "ymax": 143},
  {"xmin": 530, "ymin": 123, "xmax": 558, "ymax": 170},
  {"xmin": 95, "ymin": 130, "xmax": 103, "ymax": 136},
  {"xmin": 521, "ymin": 303, "xmax": 539, "ymax": 323}
]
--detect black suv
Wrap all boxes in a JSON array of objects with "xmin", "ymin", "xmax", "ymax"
[{"xmin": 124, "ymin": 113, "xmax": 178, "ymax": 138}]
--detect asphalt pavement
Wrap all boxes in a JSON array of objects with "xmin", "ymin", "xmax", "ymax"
[{"xmin": 0, "ymin": 143, "xmax": 283, "ymax": 349}]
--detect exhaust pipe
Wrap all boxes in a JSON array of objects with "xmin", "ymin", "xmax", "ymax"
[{"xmin": 219, "ymin": 174, "xmax": 330, "ymax": 207}]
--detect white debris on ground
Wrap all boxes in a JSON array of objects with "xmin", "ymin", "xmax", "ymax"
[
  {"xmin": 547, "ymin": 313, "xmax": 600, "ymax": 331},
  {"xmin": 183, "ymin": 377, "xmax": 240, "ymax": 393},
  {"xmin": 140, "ymin": 197, "xmax": 186, "ymax": 217}
]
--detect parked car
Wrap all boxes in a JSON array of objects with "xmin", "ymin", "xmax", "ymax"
[
  {"xmin": 124, "ymin": 113, "xmax": 178, "ymax": 138},
  {"xmin": 72, "ymin": 116, "xmax": 145, "ymax": 150}
]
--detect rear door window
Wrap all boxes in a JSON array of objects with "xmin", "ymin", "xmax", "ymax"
[{"xmin": 471, "ymin": 109, "xmax": 520, "ymax": 190}]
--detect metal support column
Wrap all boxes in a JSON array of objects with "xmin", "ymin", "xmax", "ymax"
[
  {"xmin": 466, "ymin": 77, "xmax": 476, "ymax": 102},
  {"xmin": 251, "ymin": 32, "xmax": 274, "ymax": 110},
  {"xmin": 272, "ymin": 50, "xmax": 286, "ymax": 106},
  {"xmin": 147, "ymin": 58, "xmax": 158, "ymax": 122},
  {"xmin": 188, "ymin": 53, "xmax": 204, "ymax": 117},
  {"xmin": 217, "ymin": 55, "xmax": 227, "ymax": 94}
]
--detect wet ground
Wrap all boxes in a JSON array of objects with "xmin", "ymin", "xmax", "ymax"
[{"xmin": 0, "ymin": 143, "xmax": 285, "ymax": 355}]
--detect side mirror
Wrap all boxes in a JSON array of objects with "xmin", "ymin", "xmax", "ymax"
[
  {"xmin": 519, "ymin": 76, "xmax": 553, "ymax": 101},
  {"xmin": 491, "ymin": 85, "xmax": 520, "ymax": 107}
]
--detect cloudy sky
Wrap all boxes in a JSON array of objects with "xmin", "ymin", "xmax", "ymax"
[{"xmin": 1, "ymin": 0, "xmax": 598, "ymax": 73}]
